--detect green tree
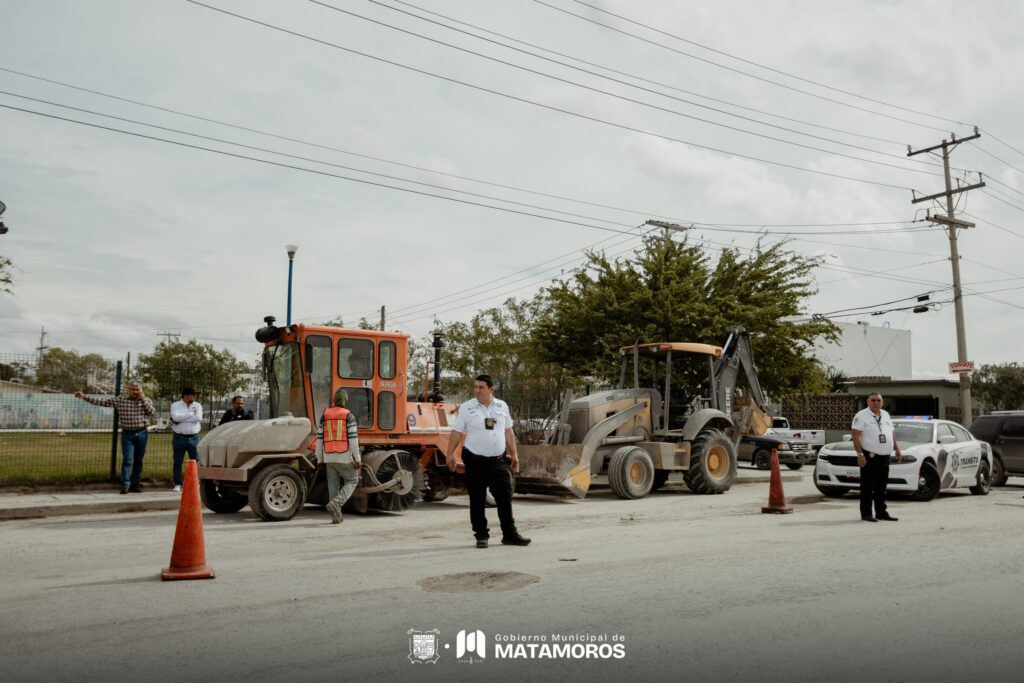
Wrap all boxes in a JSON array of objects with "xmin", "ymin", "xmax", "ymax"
[
  {"xmin": 36, "ymin": 347, "xmax": 115, "ymax": 392},
  {"xmin": 434, "ymin": 298, "xmax": 587, "ymax": 419},
  {"xmin": 136, "ymin": 339, "xmax": 249, "ymax": 400},
  {"xmin": 533, "ymin": 235, "xmax": 837, "ymax": 400},
  {"xmin": 0, "ymin": 254, "xmax": 13, "ymax": 295},
  {"xmin": 0, "ymin": 359, "xmax": 31, "ymax": 382},
  {"xmin": 973, "ymin": 363, "xmax": 1024, "ymax": 411}
]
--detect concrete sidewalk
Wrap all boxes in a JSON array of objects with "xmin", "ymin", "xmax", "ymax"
[{"xmin": 0, "ymin": 466, "xmax": 808, "ymax": 521}]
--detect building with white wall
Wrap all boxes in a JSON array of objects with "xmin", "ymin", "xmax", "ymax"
[{"xmin": 812, "ymin": 322, "xmax": 912, "ymax": 380}]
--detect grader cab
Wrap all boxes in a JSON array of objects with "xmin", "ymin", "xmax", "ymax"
[{"xmin": 198, "ymin": 316, "xmax": 457, "ymax": 521}]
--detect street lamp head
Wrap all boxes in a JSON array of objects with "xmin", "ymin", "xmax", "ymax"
[{"xmin": 286, "ymin": 244, "xmax": 298, "ymax": 259}]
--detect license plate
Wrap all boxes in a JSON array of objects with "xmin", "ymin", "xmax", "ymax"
[{"xmin": 845, "ymin": 470, "xmax": 860, "ymax": 479}]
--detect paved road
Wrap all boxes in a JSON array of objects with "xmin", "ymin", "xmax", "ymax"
[{"xmin": 2, "ymin": 473, "xmax": 1022, "ymax": 682}]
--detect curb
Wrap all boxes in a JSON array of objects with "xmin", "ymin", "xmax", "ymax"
[{"xmin": 0, "ymin": 498, "xmax": 180, "ymax": 522}]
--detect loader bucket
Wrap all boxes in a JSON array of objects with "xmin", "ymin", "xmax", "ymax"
[
  {"xmin": 513, "ymin": 401, "xmax": 649, "ymax": 499},
  {"xmin": 516, "ymin": 444, "xmax": 590, "ymax": 498}
]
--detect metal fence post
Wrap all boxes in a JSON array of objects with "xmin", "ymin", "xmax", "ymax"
[{"xmin": 109, "ymin": 360, "xmax": 122, "ymax": 482}]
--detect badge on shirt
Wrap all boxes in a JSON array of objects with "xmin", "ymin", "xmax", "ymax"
[
  {"xmin": 484, "ymin": 417, "xmax": 496, "ymax": 430},
  {"xmin": 879, "ymin": 434, "xmax": 887, "ymax": 443}
]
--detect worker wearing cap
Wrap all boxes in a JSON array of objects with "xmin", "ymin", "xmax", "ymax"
[
  {"xmin": 317, "ymin": 388, "xmax": 361, "ymax": 524},
  {"xmin": 852, "ymin": 392, "xmax": 902, "ymax": 522},
  {"xmin": 445, "ymin": 374, "xmax": 530, "ymax": 549},
  {"xmin": 170, "ymin": 387, "xmax": 203, "ymax": 493}
]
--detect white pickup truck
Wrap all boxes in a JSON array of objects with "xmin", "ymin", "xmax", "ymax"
[{"xmin": 769, "ymin": 417, "xmax": 827, "ymax": 452}]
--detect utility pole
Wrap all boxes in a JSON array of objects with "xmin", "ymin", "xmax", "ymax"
[
  {"xmin": 35, "ymin": 326, "xmax": 49, "ymax": 369},
  {"xmin": 908, "ymin": 128, "xmax": 985, "ymax": 426},
  {"xmin": 380, "ymin": 305, "xmax": 386, "ymax": 331},
  {"xmin": 156, "ymin": 331, "xmax": 181, "ymax": 344},
  {"xmin": 644, "ymin": 219, "xmax": 691, "ymax": 238}
]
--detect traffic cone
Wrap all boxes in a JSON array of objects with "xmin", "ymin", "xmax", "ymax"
[
  {"xmin": 761, "ymin": 448, "xmax": 793, "ymax": 514},
  {"xmin": 161, "ymin": 460, "xmax": 215, "ymax": 580}
]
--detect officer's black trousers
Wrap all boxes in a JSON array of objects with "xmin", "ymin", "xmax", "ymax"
[
  {"xmin": 859, "ymin": 452, "xmax": 890, "ymax": 518},
  {"xmin": 462, "ymin": 450, "xmax": 517, "ymax": 541}
]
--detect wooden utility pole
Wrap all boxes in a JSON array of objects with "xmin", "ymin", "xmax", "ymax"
[
  {"xmin": 380, "ymin": 305, "xmax": 386, "ymax": 331},
  {"xmin": 908, "ymin": 129, "xmax": 985, "ymax": 426}
]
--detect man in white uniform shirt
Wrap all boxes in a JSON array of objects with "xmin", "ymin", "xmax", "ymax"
[
  {"xmin": 851, "ymin": 392, "xmax": 902, "ymax": 522},
  {"xmin": 170, "ymin": 387, "xmax": 203, "ymax": 493},
  {"xmin": 446, "ymin": 374, "xmax": 531, "ymax": 549}
]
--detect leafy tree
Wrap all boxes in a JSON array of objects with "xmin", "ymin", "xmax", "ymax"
[
  {"xmin": 434, "ymin": 298, "xmax": 587, "ymax": 419},
  {"xmin": 0, "ymin": 254, "xmax": 13, "ymax": 295},
  {"xmin": 533, "ymin": 235, "xmax": 837, "ymax": 400},
  {"xmin": 973, "ymin": 363, "xmax": 1024, "ymax": 411},
  {"xmin": 825, "ymin": 366, "xmax": 851, "ymax": 393},
  {"xmin": 0, "ymin": 360, "xmax": 31, "ymax": 382},
  {"xmin": 136, "ymin": 339, "xmax": 249, "ymax": 400},
  {"xmin": 36, "ymin": 347, "xmax": 115, "ymax": 392}
]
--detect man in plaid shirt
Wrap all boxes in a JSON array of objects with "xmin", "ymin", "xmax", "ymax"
[{"xmin": 75, "ymin": 381, "xmax": 155, "ymax": 493}]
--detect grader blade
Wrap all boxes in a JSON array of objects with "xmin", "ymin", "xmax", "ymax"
[{"xmin": 514, "ymin": 401, "xmax": 648, "ymax": 498}]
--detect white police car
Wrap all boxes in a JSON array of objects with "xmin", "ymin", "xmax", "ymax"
[{"xmin": 814, "ymin": 418, "xmax": 993, "ymax": 501}]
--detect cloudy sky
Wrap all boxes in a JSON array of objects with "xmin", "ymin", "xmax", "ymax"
[{"xmin": 2, "ymin": 0, "xmax": 1022, "ymax": 379}]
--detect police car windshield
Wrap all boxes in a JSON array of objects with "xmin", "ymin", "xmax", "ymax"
[{"xmin": 894, "ymin": 422, "xmax": 933, "ymax": 444}]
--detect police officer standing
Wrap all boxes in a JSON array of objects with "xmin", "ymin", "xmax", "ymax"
[
  {"xmin": 445, "ymin": 374, "xmax": 530, "ymax": 549},
  {"xmin": 852, "ymin": 392, "xmax": 903, "ymax": 522}
]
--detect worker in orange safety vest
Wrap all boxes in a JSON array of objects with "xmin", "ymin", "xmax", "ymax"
[{"xmin": 317, "ymin": 388, "xmax": 361, "ymax": 524}]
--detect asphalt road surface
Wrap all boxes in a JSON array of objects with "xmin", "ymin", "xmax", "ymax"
[{"xmin": 2, "ymin": 472, "xmax": 1023, "ymax": 682}]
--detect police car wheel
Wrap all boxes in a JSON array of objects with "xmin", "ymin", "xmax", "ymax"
[
  {"xmin": 969, "ymin": 460, "xmax": 991, "ymax": 495},
  {"xmin": 911, "ymin": 462, "xmax": 941, "ymax": 501}
]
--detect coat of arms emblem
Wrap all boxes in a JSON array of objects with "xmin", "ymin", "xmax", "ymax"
[{"xmin": 407, "ymin": 628, "xmax": 441, "ymax": 664}]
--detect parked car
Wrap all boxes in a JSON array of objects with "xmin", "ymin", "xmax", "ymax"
[
  {"xmin": 738, "ymin": 433, "xmax": 814, "ymax": 470},
  {"xmin": 769, "ymin": 416, "xmax": 827, "ymax": 452},
  {"xmin": 968, "ymin": 411, "xmax": 1024, "ymax": 486},
  {"xmin": 814, "ymin": 418, "xmax": 993, "ymax": 501}
]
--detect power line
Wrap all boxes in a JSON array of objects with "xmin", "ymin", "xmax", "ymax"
[
  {"xmin": 326, "ymin": 0, "xmax": 945, "ymax": 175},
  {"xmin": 533, "ymin": 0, "xmax": 962, "ymax": 134},
  {"xmin": 0, "ymin": 65, "xmax": 923, "ymax": 229},
  {"xmin": 0, "ymin": 95, "xmax": 936, "ymax": 238},
  {"xmin": 183, "ymin": 0, "xmax": 914, "ymax": 191},
  {"xmin": 979, "ymin": 189, "xmax": 1024, "ymax": 217},
  {"xmin": 566, "ymin": 0, "xmax": 974, "ymax": 130},
  {"xmin": 980, "ymin": 128, "xmax": 1024, "ymax": 162},
  {"xmin": 961, "ymin": 212, "xmax": 1024, "ymax": 240},
  {"xmin": 972, "ymin": 142, "xmax": 1024, "ymax": 178},
  {"xmin": 381, "ymin": 0, "xmax": 910, "ymax": 147}
]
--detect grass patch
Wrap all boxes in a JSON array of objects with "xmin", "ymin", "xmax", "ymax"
[{"xmin": 0, "ymin": 431, "xmax": 178, "ymax": 485}]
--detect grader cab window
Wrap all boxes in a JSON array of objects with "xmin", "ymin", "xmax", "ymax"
[
  {"xmin": 265, "ymin": 343, "xmax": 306, "ymax": 420},
  {"xmin": 305, "ymin": 335, "xmax": 332, "ymax": 423},
  {"xmin": 379, "ymin": 340, "xmax": 397, "ymax": 380},
  {"xmin": 339, "ymin": 339, "xmax": 374, "ymax": 380}
]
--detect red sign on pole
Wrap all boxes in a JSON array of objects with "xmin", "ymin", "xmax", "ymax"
[{"xmin": 948, "ymin": 361, "xmax": 975, "ymax": 374}]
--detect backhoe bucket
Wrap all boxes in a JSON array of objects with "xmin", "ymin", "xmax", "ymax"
[
  {"xmin": 513, "ymin": 401, "xmax": 649, "ymax": 498},
  {"xmin": 515, "ymin": 444, "xmax": 591, "ymax": 498}
]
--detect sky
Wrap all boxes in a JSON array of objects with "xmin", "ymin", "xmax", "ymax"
[{"xmin": 1, "ymin": 0, "xmax": 1023, "ymax": 380}]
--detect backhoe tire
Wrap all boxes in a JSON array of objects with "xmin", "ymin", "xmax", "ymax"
[
  {"xmin": 608, "ymin": 446, "xmax": 655, "ymax": 499},
  {"xmin": 199, "ymin": 479, "xmax": 247, "ymax": 514},
  {"xmin": 684, "ymin": 429, "xmax": 737, "ymax": 495},
  {"xmin": 753, "ymin": 448, "xmax": 772, "ymax": 470},
  {"xmin": 651, "ymin": 469, "xmax": 670, "ymax": 491},
  {"xmin": 249, "ymin": 464, "xmax": 307, "ymax": 521}
]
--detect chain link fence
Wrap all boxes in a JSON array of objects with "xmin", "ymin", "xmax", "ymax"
[{"xmin": 0, "ymin": 352, "xmax": 266, "ymax": 485}]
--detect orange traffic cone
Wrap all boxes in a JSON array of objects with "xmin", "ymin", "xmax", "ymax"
[
  {"xmin": 161, "ymin": 460, "xmax": 215, "ymax": 580},
  {"xmin": 761, "ymin": 448, "xmax": 793, "ymax": 515}
]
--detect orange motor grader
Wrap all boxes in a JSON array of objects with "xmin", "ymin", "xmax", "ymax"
[{"xmin": 197, "ymin": 316, "xmax": 461, "ymax": 521}]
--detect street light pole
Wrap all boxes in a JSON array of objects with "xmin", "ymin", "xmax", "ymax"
[{"xmin": 286, "ymin": 244, "xmax": 298, "ymax": 326}]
